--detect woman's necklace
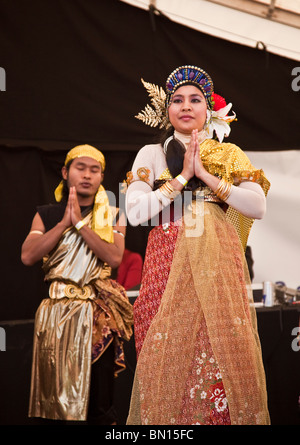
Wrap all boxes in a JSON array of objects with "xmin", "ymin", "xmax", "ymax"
[{"xmin": 174, "ymin": 129, "xmax": 207, "ymax": 149}]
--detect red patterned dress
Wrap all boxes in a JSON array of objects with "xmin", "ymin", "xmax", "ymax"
[{"xmin": 133, "ymin": 222, "xmax": 179, "ymax": 359}]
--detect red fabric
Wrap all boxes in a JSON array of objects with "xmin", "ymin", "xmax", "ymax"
[
  {"xmin": 116, "ymin": 249, "xmax": 143, "ymax": 290},
  {"xmin": 133, "ymin": 224, "xmax": 179, "ymax": 358}
]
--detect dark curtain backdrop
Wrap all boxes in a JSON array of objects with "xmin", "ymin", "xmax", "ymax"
[{"xmin": 0, "ymin": 0, "xmax": 299, "ymax": 320}]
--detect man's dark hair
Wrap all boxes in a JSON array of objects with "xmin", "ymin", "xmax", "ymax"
[{"xmin": 61, "ymin": 159, "xmax": 74, "ymax": 202}]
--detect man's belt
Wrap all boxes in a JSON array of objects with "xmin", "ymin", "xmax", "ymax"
[{"xmin": 49, "ymin": 281, "xmax": 96, "ymax": 300}]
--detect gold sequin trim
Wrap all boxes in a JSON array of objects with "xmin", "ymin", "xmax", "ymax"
[{"xmin": 159, "ymin": 168, "xmax": 172, "ymax": 180}]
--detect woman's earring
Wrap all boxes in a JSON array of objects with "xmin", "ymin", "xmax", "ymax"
[
  {"xmin": 204, "ymin": 110, "xmax": 211, "ymax": 130},
  {"xmin": 206, "ymin": 110, "xmax": 211, "ymax": 124}
]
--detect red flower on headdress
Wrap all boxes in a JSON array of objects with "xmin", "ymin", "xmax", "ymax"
[{"xmin": 212, "ymin": 93, "xmax": 227, "ymax": 111}]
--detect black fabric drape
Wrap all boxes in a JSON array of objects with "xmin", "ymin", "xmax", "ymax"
[
  {"xmin": 0, "ymin": 0, "xmax": 299, "ymax": 152},
  {"xmin": 0, "ymin": 0, "xmax": 299, "ymax": 320}
]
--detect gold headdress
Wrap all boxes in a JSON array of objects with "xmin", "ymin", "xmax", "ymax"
[
  {"xmin": 64, "ymin": 144, "xmax": 105, "ymax": 171},
  {"xmin": 135, "ymin": 65, "xmax": 214, "ymax": 130},
  {"xmin": 136, "ymin": 65, "xmax": 236, "ymax": 143},
  {"xmin": 165, "ymin": 65, "xmax": 214, "ymax": 108},
  {"xmin": 54, "ymin": 144, "xmax": 113, "ymax": 243}
]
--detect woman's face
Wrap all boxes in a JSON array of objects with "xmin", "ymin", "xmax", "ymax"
[{"xmin": 168, "ymin": 85, "xmax": 208, "ymax": 134}]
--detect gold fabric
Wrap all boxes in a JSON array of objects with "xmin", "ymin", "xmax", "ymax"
[
  {"xmin": 199, "ymin": 139, "xmax": 270, "ymax": 249},
  {"xmin": 49, "ymin": 281, "xmax": 94, "ymax": 300},
  {"xmin": 64, "ymin": 145, "xmax": 106, "ymax": 171},
  {"xmin": 29, "ymin": 211, "xmax": 133, "ymax": 421},
  {"xmin": 91, "ymin": 185, "xmax": 114, "ymax": 244},
  {"xmin": 158, "ymin": 139, "xmax": 270, "ymax": 249},
  {"xmin": 54, "ymin": 144, "xmax": 114, "ymax": 244},
  {"xmin": 43, "ymin": 212, "xmax": 105, "ymax": 287},
  {"xmin": 127, "ymin": 203, "xmax": 270, "ymax": 425},
  {"xmin": 29, "ymin": 298, "xmax": 94, "ymax": 421}
]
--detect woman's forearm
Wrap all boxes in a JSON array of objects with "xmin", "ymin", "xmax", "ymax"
[
  {"xmin": 224, "ymin": 181, "xmax": 266, "ymax": 219},
  {"xmin": 126, "ymin": 173, "xmax": 266, "ymax": 228},
  {"xmin": 200, "ymin": 170, "xmax": 266, "ymax": 219},
  {"xmin": 126, "ymin": 181, "xmax": 169, "ymax": 226}
]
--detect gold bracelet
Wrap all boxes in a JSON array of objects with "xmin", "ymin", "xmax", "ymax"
[
  {"xmin": 214, "ymin": 178, "xmax": 227, "ymax": 200},
  {"xmin": 163, "ymin": 182, "xmax": 174, "ymax": 194},
  {"xmin": 159, "ymin": 181, "xmax": 180, "ymax": 200},
  {"xmin": 214, "ymin": 178, "xmax": 232, "ymax": 201},
  {"xmin": 160, "ymin": 181, "xmax": 174, "ymax": 194},
  {"xmin": 217, "ymin": 179, "xmax": 232, "ymax": 201}
]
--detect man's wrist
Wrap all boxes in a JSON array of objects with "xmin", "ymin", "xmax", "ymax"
[
  {"xmin": 74, "ymin": 220, "xmax": 86, "ymax": 231},
  {"xmin": 57, "ymin": 220, "xmax": 70, "ymax": 232}
]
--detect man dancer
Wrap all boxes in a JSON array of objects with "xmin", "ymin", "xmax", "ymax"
[{"xmin": 21, "ymin": 145, "xmax": 133, "ymax": 424}]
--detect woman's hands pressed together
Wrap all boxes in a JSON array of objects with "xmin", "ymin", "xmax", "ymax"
[
  {"xmin": 173, "ymin": 129, "xmax": 210, "ymax": 190},
  {"xmin": 176, "ymin": 129, "xmax": 266, "ymax": 220}
]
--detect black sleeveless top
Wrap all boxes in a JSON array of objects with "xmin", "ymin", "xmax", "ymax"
[{"xmin": 37, "ymin": 203, "xmax": 93, "ymax": 232}]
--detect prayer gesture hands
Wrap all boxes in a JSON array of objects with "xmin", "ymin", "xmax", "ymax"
[
  {"xmin": 62, "ymin": 186, "xmax": 82, "ymax": 229},
  {"xmin": 182, "ymin": 129, "xmax": 206, "ymax": 181}
]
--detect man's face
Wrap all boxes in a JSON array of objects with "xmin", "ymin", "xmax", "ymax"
[{"xmin": 62, "ymin": 156, "xmax": 103, "ymax": 199}]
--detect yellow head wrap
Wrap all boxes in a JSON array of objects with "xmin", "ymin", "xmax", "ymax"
[{"xmin": 54, "ymin": 144, "xmax": 114, "ymax": 243}]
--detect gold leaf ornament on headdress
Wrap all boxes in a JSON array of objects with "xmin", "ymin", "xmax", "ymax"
[
  {"xmin": 54, "ymin": 144, "xmax": 114, "ymax": 243},
  {"xmin": 135, "ymin": 79, "xmax": 170, "ymax": 129},
  {"xmin": 135, "ymin": 66, "xmax": 215, "ymax": 130}
]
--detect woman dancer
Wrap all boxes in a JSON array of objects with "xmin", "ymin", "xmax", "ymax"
[{"xmin": 125, "ymin": 66, "xmax": 270, "ymax": 425}]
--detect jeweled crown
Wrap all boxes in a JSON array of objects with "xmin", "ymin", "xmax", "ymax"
[{"xmin": 165, "ymin": 65, "xmax": 214, "ymax": 109}]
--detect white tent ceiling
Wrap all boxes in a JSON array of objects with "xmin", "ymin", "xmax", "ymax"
[{"xmin": 120, "ymin": 0, "xmax": 300, "ymax": 61}]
